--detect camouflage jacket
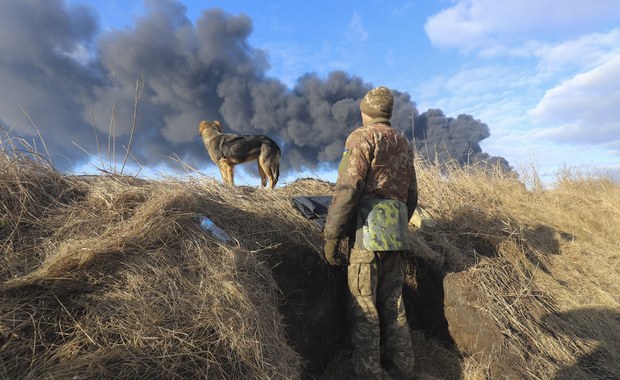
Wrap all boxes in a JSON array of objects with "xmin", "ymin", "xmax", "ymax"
[{"xmin": 324, "ymin": 118, "xmax": 418, "ymax": 246}]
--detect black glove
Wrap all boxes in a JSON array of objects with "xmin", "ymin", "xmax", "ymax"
[{"xmin": 323, "ymin": 238, "xmax": 342, "ymax": 266}]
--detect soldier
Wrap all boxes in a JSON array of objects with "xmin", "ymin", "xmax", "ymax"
[{"xmin": 323, "ymin": 86, "xmax": 418, "ymax": 379}]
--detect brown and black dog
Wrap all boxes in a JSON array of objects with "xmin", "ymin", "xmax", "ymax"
[{"xmin": 199, "ymin": 120, "xmax": 281, "ymax": 188}]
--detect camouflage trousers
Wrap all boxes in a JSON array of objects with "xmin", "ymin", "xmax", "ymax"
[{"xmin": 347, "ymin": 248, "xmax": 415, "ymax": 379}]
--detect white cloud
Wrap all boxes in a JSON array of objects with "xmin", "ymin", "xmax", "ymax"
[
  {"xmin": 425, "ymin": 0, "xmax": 620, "ymax": 52},
  {"xmin": 536, "ymin": 29, "xmax": 620, "ymax": 73},
  {"xmin": 385, "ymin": 49, "xmax": 395, "ymax": 66},
  {"xmin": 346, "ymin": 12, "xmax": 368, "ymax": 42},
  {"xmin": 416, "ymin": 62, "xmax": 539, "ymax": 119},
  {"xmin": 531, "ymin": 54, "xmax": 620, "ymax": 147},
  {"xmin": 417, "ymin": 19, "xmax": 620, "ymax": 177},
  {"xmin": 424, "ymin": 1, "xmax": 486, "ymax": 51},
  {"xmin": 59, "ymin": 43, "xmax": 93, "ymax": 65},
  {"xmin": 390, "ymin": 2, "xmax": 415, "ymax": 18}
]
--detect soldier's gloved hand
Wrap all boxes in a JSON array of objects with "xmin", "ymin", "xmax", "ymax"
[{"xmin": 323, "ymin": 238, "xmax": 342, "ymax": 266}]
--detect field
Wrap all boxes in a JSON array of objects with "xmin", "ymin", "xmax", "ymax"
[{"xmin": 1, "ymin": 140, "xmax": 619, "ymax": 379}]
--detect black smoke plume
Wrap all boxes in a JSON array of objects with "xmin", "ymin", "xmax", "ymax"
[
  {"xmin": 414, "ymin": 109, "xmax": 511, "ymax": 170},
  {"xmin": 0, "ymin": 0, "xmax": 508, "ymax": 175}
]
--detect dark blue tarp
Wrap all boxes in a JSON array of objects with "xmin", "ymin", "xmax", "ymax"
[{"xmin": 291, "ymin": 196, "xmax": 333, "ymax": 231}]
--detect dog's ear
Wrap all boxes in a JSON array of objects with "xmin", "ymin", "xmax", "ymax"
[
  {"xmin": 198, "ymin": 120, "xmax": 208, "ymax": 134},
  {"xmin": 213, "ymin": 120, "xmax": 222, "ymax": 132}
]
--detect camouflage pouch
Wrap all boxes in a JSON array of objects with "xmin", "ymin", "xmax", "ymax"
[{"xmin": 355, "ymin": 198, "xmax": 408, "ymax": 251}]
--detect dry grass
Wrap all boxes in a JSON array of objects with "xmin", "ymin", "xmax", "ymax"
[
  {"xmin": 1, "ymin": 134, "xmax": 619, "ymax": 379},
  {"xmin": 411, "ymin": 159, "xmax": 620, "ymax": 379},
  {"xmin": 0, "ymin": 140, "xmax": 303, "ymax": 379}
]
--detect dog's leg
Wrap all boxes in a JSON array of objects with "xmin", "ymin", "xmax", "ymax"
[
  {"xmin": 226, "ymin": 164, "xmax": 235, "ymax": 186},
  {"xmin": 270, "ymin": 157, "xmax": 279, "ymax": 189},
  {"xmin": 257, "ymin": 160, "xmax": 267, "ymax": 187},
  {"xmin": 263, "ymin": 154, "xmax": 279, "ymax": 189},
  {"xmin": 217, "ymin": 163, "xmax": 227, "ymax": 185},
  {"xmin": 259, "ymin": 149, "xmax": 279, "ymax": 189},
  {"xmin": 218, "ymin": 161, "xmax": 231, "ymax": 186}
]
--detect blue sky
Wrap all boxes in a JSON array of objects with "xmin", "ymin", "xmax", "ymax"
[{"xmin": 7, "ymin": 0, "xmax": 620, "ymax": 184}]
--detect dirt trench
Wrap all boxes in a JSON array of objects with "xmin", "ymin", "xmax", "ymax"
[{"xmin": 264, "ymin": 245, "xmax": 453, "ymax": 377}]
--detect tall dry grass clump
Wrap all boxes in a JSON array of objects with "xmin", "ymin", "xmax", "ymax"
[
  {"xmin": 0, "ymin": 139, "xmax": 303, "ymax": 379},
  {"xmin": 410, "ymin": 158, "xmax": 620, "ymax": 379}
]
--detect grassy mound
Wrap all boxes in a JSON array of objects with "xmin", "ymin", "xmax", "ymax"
[
  {"xmin": 408, "ymin": 162, "xmax": 620, "ymax": 379},
  {"xmin": 0, "ymin": 152, "xmax": 305, "ymax": 378},
  {"xmin": 1, "ymin": 142, "xmax": 619, "ymax": 379}
]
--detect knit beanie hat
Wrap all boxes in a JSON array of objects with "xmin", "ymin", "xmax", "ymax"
[{"xmin": 360, "ymin": 86, "xmax": 393, "ymax": 119}]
